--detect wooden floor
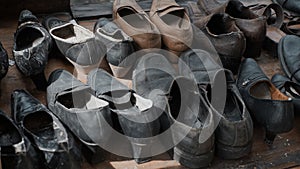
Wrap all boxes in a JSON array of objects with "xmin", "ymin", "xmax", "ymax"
[{"xmin": 1, "ymin": 16, "xmax": 300, "ymax": 169}]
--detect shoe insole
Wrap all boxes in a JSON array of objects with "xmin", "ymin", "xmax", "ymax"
[
  {"xmin": 0, "ymin": 117, "xmax": 21, "ymax": 146},
  {"xmin": 250, "ymin": 82, "xmax": 272, "ymax": 100},
  {"xmin": 23, "ymin": 111, "xmax": 55, "ymax": 140},
  {"xmin": 16, "ymin": 27, "xmax": 43, "ymax": 51},
  {"xmin": 118, "ymin": 8, "xmax": 153, "ymax": 30},
  {"xmin": 57, "ymin": 89, "xmax": 108, "ymax": 110},
  {"xmin": 161, "ymin": 9, "xmax": 186, "ymax": 29},
  {"xmin": 224, "ymin": 91, "xmax": 243, "ymax": 122}
]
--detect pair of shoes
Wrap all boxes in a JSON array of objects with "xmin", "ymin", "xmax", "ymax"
[
  {"xmin": 13, "ymin": 10, "xmax": 52, "ymax": 91},
  {"xmin": 47, "ymin": 69, "xmax": 158, "ymax": 164},
  {"xmin": 0, "ymin": 89, "xmax": 81, "ymax": 169},
  {"xmin": 179, "ymin": 49, "xmax": 253, "ymax": 161},
  {"xmin": 43, "ymin": 16, "xmax": 107, "ymax": 83},
  {"xmin": 113, "ymin": 0, "xmax": 193, "ymax": 55},
  {"xmin": 132, "ymin": 51, "xmax": 215, "ymax": 168},
  {"xmin": 237, "ymin": 58, "xmax": 294, "ymax": 145}
]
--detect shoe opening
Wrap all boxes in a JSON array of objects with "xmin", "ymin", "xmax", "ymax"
[
  {"xmin": 118, "ymin": 7, "xmax": 153, "ymax": 30},
  {"xmin": 161, "ymin": 9, "xmax": 189, "ymax": 29},
  {"xmin": 225, "ymin": 0, "xmax": 257, "ymax": 19},
  {"xmin": 207, "ymin": 14, "xmax": 238, "ymax": 35},
  {"xmin": 57, "ymin": 89, "xmax": 108, "ymax": 110},
  {"xmin": 250, "ymin": 81, "xmax": 289, "ymax": 101},
  {"xmin": 16, "ymin": 27, "xmax": 44, "ymax": 51},
  {"xmin": 23, "ymin": 111, "xmax": 54, "ymax": 139},
  {"xmin": 51, "ymin": 24, "xmax": 94, "ymax": 43}
]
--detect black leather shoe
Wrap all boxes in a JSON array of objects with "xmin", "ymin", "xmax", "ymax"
[
  {"xmin": 13, "ymin": 10, "xmax": 52, "ymax": 91},
  {"xmin": 47, "ymin": 69, "xmax": 112, "ymax": 164},
  {"xmin": 215, "ymin": 70, "xmax": 253, "ymax": 159},
  {"xmin": 88, "ymin": 68, "xmax": 159, "ymax": 164},
  {"xmin": 273, "ymin": 0, "xmax": 300, "ymax": 14},
  {"xmin": 0, "ymin": 42, "xmax": 9, "ymax": 81},
  {"xmin": 133, "ymin": 53, "xmax": 215, "ymax": 168},
  {"xmin": 278, "ymin": 35, "xmax": 300, "ymax": 84},
  {"xmin": 272, "ymin": 74, "xmax": 300, "ymax": 113},
  {"xmin": 11, "ymin": 89, "xmax": 82, "ymax": 169},
  {"xmin": 0, "ymin": 110, "xmax": 42, "ymax": 169},
  {"xmin": 94, "ymin": 18, "xmax": 135, "ymax": 78},
  {"xmin": 237, "ymin": 58, "xmax": 294, "ymax": 145}
]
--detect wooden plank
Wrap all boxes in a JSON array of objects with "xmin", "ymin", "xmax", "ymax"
[{"xmin": 71, "ymin": 0, "xmax": 198, "ymax": 19}]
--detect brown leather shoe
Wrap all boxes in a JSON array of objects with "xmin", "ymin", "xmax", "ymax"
[
  {"xmin": 198, "ymin": 0, "xmax": 267, "ymax": 58},
  {"xmin": 203, "ymin": 13, "xmax": 246, "ymax": 75},
  {"xmin": 149, "ymin": 0, "xmax": 193, "ymax": 55},
  {"xmin": 113, "ymin": 0, "xmax": 161, "ymax": 50}
]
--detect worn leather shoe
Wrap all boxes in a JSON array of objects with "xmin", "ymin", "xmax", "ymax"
[
  {"xmin": 94, "ymin": 18, "xmax": 135, "ymax": 78},
  {"xmin": 149, "ymin": 0, "xmax": 193, "ymax": 55},
  {"xmin": 215, "ymin": 69, "xmax": 253, "ymax": 159},
  {"xmin": 88, "ymin": 68, "xmax": 159, "ymax": 164},
  {"xmin": 12, "ymin": 89, "xmax": 82, "ymax": 169},
  {"xmin": 0, "ymin": 110, "xmax": 42, "ymax": 169},
  {"xmin": 278, "ymin": 35, "xmax": 300, "ymax": 84},
  {"xmin": 273, "ymin": 0, "xmax": 300, "ymax": 14},
  {"xmin": 237, "ymin": 58, "xmax": 294, "ymax": 145},
  {"xmin": 272, "ymin": 74, "xmax": 300, "ymax": 114},
  {"xmin": 113, "ymin": 0, "xmax": 161, "ymax": 50},
  {"xmin": 47, "ymin": 69, "xmax": 112, "ymax": 163},
  {"xmin": 133, "ymin": 53, "xmax": 215, "ymax": 168},
  {"xmin": 13, "ymin": 10, "xmax": 52, "ymax": 91}
]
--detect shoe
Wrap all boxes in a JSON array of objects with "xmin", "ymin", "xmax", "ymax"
[
  {"xmin": 13, "ymin": 10, "xmax": 52, "ymax": 91},
  {"xmin": 11, "ymin": 89, "xmax": 82, "ymax": 169},
  {"xmin": 197, "ymin": 0, "xmax": 267, "ymax": 58},
  {"xmin": 47, "ymin": 69, "xmax": 112, "ymax": 162},
  {"xmin": 272, "ymin": 74, "xmax": 300, "ymax": 113},
  {"xmin": 273, "ymin": 0, "xmax": 300, "ymax": 14},
  {"xmin": 215, "ymin": 70, "xmax": 253, "ymax": 159},
  {"xmin": 94, "ymin": 18, "xmax": 135, "ymax": 78},
  {"xmin": 45, "ymin": 17, "xmax": 106, "ymax": 83},
  {"xmin": 237, "ymin": 58, "xmax": 294, "ymax": 145},
  {"xmin": 187, "ymin": 8, "xmax": 246, "ymax": 74},
  {"xmin": 113, "ymin": 0, "xmax": 161, "ymax": 49},
  {"xmin": 149, "ymin": 0, "xmax": 193, "ymax": 55},
  {"xmin": 278, "ymin": 35, "xmax": 300, "ymax": 84},
  {"xmin": 0, "ymin": 42, "xmax": 9, "ymax": 80},
  {"xmin": 0, "ymin": 110, "xmax": 42, "ymax": 169},
  {"xmin": 133, "ymin": 53, "xmax": 215, "ymax": 168},
  {"xmin": 87, "ymin": 68, "xmax": 159, "ymax": 164}
]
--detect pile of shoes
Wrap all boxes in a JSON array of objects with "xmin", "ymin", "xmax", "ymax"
[{"xmin": 0, "ymin": 0, "xmax": 300, "ymax": 168}]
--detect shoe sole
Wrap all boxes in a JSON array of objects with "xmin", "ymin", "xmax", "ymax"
[
  {"xmin": 173, "ymin": 146, "xmax": 214, "ymax": 169},
  {"xmin": 216, "ymin": 141, "xmax": 252, "ymax": 160}
]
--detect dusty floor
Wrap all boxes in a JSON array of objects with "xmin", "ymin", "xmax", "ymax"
[{"xmin": 1, "ymin": 17, "xmax": 300, "ymax": 169}]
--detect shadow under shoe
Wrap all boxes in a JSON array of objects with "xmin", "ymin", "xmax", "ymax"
[
  {"xmin": 87, "ymin": 68, "xmax": 160, "ymax": 164},
  {"xmin": 0, "ymin": 110, "xmax": 42, "ymax": 169},
  {"xmin": 47, "ymin": 69, "xmax": 112, "ymax": 163},
  {"xmin": 237, "ymin": 58, "xmax": 294, "ymax": 145},
  {"xmin": 11, "ymin": 89, "xmax": 82, "ymax": 169},
  {"xmin": 13, "ymin": 10, "xmax": 52, "ymax": 91},
  {"xmin": 132, "ymin": 53, "xmax": 215, "ymax": 168},
  {"xmin": 94, "ymin": 18, "xmax": 135, "ymax": 79}
]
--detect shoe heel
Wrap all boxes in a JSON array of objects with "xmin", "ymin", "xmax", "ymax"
[
  {"xmin": 264, "ymin": 130, "xmax": 276, "ymax": 145},
  {"xmin": 30, "ymin": 72, "xmax": 47, "ymax": 91}
]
